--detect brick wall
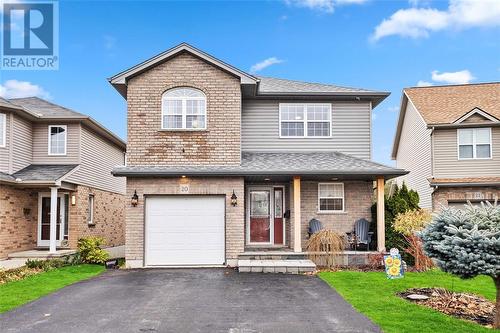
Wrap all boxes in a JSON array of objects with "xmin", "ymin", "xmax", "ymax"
[
  {"xmin": 68, "ymin": 185, "xmax": 125, "ymax": 248},
  {"xmin": 126, "ymin": 177, "xmax": 244, "ymax": 267},
  {"xmin": 126, "ymin": 52, "xmax": 242, "ymax": 166},
  {"xmin": 289, "ymin": 180, "xmax": 373, "ymax": 249},
  {"xmin": 433, "ymin": 186, "xmax": 500, "ymax": 211},
  {"xmin": 0, "ymin": 185, "xmax": 37, "ymax": 259}
]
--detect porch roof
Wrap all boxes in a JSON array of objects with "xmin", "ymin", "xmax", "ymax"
[
  {"xmin": 112, "ymin": 152, "xmax": 407, "ymax": 180},
  {"xmin": 0, "ymin": 164, "xmax": 79, "ymax": 185}
]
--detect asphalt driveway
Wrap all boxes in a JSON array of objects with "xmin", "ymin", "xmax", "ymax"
[{"xmin": 0, "ymin": 269, "xmax": 380, "ymax": 333}]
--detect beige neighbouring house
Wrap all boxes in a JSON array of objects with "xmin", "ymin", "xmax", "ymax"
[
  {"xmin": 109, "ymin": 43, "xmax": 406, "ymax": 271},
  {"xmin": 392, "ymin": 82, "xmax": 500, "ymax": 211},
  {"xmin": 0, "ymin": 97, "xmax": 126, "ymax": 259}
]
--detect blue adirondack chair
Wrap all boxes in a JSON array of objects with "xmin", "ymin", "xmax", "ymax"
[
  {"xmin": 308, "ymin": 218, "xmax": 323, "ymax": 238},
  {"xmin": 353, "ymin": 218, "xmax": 373, "ymax": 250}
]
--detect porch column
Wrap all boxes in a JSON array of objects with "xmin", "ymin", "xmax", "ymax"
[
  {"xmin": 49, "ymin": 186, "xmax": 58, "ymax": 254},
  {"xmin": 376, "ymin": 176, "xmax": 386, "ymax": 252},
  {"xmin": 293, "ymin": 176, "xmax": 302, "ymax": 253}
]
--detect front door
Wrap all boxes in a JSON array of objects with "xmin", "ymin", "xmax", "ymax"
[
  {"xmin": 38, "ymin": 194, "xmax": 65, "ymax": 247},
  {"xmin": 248, "ymin": 187, "xmax": 285, "ymax": 245}
]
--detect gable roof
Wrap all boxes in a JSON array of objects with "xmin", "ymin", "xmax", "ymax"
[
  {"xmin": 392, "ymin": 82, "xmax": 500, "ymax": 159},
  {"xmin": 108, "ymin": 43, "xmax": 389, "ymax": 106},
  {"xmin": 404, "ymin": 82, "xmax": 500, "ymax": 125},
  {"xmin": 1, "ymin": 97, "xmax": 126, "ymax": 150},
  {"xmin": 108, "ymin": 43, "xmax": 259, "ymax": 98}
]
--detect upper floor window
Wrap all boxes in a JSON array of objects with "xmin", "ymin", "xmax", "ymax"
[
  {"xmin": 162, "ymin": 87, "xmax": 206, "ymax": 130},
  {"xmin": 458, "ymin": 128, "xmax": 492, "ymax": 159},
  {"xmin": 48, "ymin": 125, "xmax": 67, "ymax": 155},
  {"xmin": 279, "ymin": 103, "xmax": 331, "ymax": 138},
  {"xmin": 0, "ymin": 113, "xmax": 5, "ymax": 147},
  {"xmin": 318, "ymin": 183, "xmax": 344, "ymax": 212}
]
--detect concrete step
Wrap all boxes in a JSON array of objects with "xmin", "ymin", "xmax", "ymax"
[
  {"xmin": 238, "ymin": 251, "xmax": 308, "ymax": 260},
  {"xmin": 238, "ymin": 259, "xmax": 316, "ymax": 274},
  {"xmin": 8, "ymin": 249, "xmax": 76, "ymax": 259}
]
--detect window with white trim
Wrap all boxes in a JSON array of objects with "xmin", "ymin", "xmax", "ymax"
[
  {"xmin": 0, "ymin": 113, "xmax": 5, "ymax": 147},
  {"xmin": 280, "ymin": 103, "xmax": 331, "ymax": 137},
  {"xmin": 162, "ymin": 87, "xmax": 206, "ymax": 130},
  {"xmin": 458, "ymin": 128, "xmax": 491, "ymax": 159},
  {"xmin": 48, "ymin": 125, "xmax": 67, "ymax": 155},
  {"xmin": 318, "ymin": 183, "xmax": 344, "ymax": 212},
  {"xmin": 88, "ymin": 194, "xmax": 94, "ymax": 225}
]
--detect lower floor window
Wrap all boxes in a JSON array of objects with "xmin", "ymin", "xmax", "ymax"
[
  {"xmin": 88, "ymin": 195, "xmax": 94, "ymax": 225},
  {"xmin": 318, "ymin": 183, "xmax": 344, "ymax": 212}
]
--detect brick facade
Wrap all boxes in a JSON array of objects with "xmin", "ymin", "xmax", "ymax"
[
  {"xmin": 125, "ymin": 177, "xmax": 244, "ymax": 268},
  {"xmin": 68, "ymin": 185, "xmax": 125, "ymax": 249},
  {"xmin": 0, "ymin": 185, "xmax": 38, "ymax": 258},
  {"xmin": 289, "ymin": 180, "xmax": 373, "ymax": 250},
  {"xmin": 0, "ymin": 184, "xmax": 125, "ymax": 259},
  {"xmin": 432, "ymin": 186, "xmax": 500, "ymax": 211},
  {"xmin": 126, "ymin": 52, "xmax": 242, "ymax": 166}
]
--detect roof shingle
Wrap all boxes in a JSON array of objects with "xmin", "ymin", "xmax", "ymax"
[
  {"xmin": 12, "ymin": 164, "xmax": 78, "ymax": 182},
  {"xmin": 404, "ymin": 82, "xmax": 500, "ymax": 125}
]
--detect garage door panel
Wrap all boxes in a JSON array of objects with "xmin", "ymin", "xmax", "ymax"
[{"xmin": 145, "ymin": 196, "xmax": 225, "ymax": 266}]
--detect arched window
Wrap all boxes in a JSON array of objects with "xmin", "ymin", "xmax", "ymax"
[{"xmin": 162, "ymin": 87, "xmax": 206, "ymax": 130}]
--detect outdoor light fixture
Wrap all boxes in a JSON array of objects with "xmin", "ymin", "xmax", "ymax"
[
  {"xmin": 231, "ymin": 190, "xmax": 238, "ymax": 207},
  {"xmin": 71, "ymin": 195, "xmax": 76, "ymax": 205},
  {"xmin": 131, "ymin": 190, "xmax": 139, "ymax": 207}
]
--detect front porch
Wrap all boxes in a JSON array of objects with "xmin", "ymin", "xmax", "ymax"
[{"xmin": 239, "ymin": 174, "xmax": 387, "ymax": 272}]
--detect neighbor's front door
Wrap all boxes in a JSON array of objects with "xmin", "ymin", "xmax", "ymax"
[
  {"xmin": 248, "ymin": 187, "xmax": 285, "ymax": 245},
  {"xmin": 38, "ymin": 194, "xmax": 65, "ymax": 247}
]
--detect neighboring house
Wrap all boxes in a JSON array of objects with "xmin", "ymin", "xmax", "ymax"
[
  {"xmin": 0, "ymin": 97, "xmax": 126, "ymax": 259},
  {"xmin": 392, "ymin": 82, "xmax": 500, "ymax": 211},
  {"xmin": 110, "ymin": 43, "xmax": 406, "ymax": 268}
]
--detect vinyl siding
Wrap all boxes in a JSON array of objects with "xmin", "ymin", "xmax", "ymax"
[
  {"xmin": 32, "ymin": 122, "xmax": 80, "ymax": 164},
  {"xmin": 66, "ymin": 126, "xmax": 125, "ymax": 194},
  {"xmin": 433, "ymin": 127, "xmax": 500, "ymax": 178},
  {"xmin": 0, "ymin": 112, "xmax": 10, "ymax": 173},
  {"xmin": 12, "ymin": 114, "xmax": 32, "ymax": 173},
  {"xmin": 395, "ymin": 100, "xmax": 433, "ymax": 209},
  {"xmin": 241, "ymin": 100, "xmax": 371, "ymax": 160}
]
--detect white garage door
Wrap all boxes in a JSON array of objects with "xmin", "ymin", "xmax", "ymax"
[
  {"xmin": 145, "ymin": 196, "xmax": 225, "ymax": 266},
  {"xmin": 448, "ymin": 201, "xmax": 492, "ymax": 210}
]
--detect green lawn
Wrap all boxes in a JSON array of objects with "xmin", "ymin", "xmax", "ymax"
[
  {"xmin": 319, "ymin": 270, "xmax": 496, "ymax": 333},
  {"xmin": 0, "ymin": 264, "xmax": 105, "ymax": 313}
]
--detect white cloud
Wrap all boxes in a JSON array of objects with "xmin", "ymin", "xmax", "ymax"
[
  {"xmin": 284, "ymin": 0, "xmax": 367, "ymax": 13},
  {"xmin": 372, "ymin": 0, "xmax": 500, "ymax": 41},
  {"xmin": 416, "ymin": 69, "xmax": 475, "ymax": 86},
  {"xmin": 431, "ymin": 70, "xmax": 475, "ymax": 84},
  {"xmin": 250, "ymin": 57, "xmax": 284, "ymax": 73},
  {"xmin": 417, "ymin": 80, "xmax": 433, "ymax": 87},
  {"xmin": 0, "ymin": 80, "xmax": 51, "ymax": 99},
  {"xmin": 387, "ymin": 106, "xmax": 399, "ymax": 112},
  {"xmin": 372, "ymin": 112, "xmax": 378, "ymax": 121}
]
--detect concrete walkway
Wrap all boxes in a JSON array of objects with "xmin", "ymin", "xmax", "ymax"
[{"xmin": 0, "ymin": 268, "xmax": 381, "ymax": 333}]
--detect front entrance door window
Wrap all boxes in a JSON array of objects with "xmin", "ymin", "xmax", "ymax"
[
  {"xmin": 38, "ymin": 193, "xmax": 66, "ymax": 247},
  {"xmin": 249, "ymin": 191, "xmax": 270, "ymax": 243},
  {"xmin": 248, "ymin": 187, "xmax": 285, "ymax": 245}
]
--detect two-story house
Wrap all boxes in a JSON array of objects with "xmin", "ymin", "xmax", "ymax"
[
  {"xmin": 0, "ymin": 97, "xmax": 126, "ymax": 259},
  {"xmin": 392, "ymin": 83, "xmax": 500, "ymax": 211},
  {"xmin": 110, "ymin": 43, "xmax": 406, "ymax": 269}
]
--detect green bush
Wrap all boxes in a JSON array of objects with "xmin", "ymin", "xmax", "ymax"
[
  {"xmin": 25, "ymin": 258, "xmax": 68, "ymax": 271},
  {"xmin": 77, "ymin": 237, "xmax": 109, "ymax": 264},
  {"xmin": 371, "ymin": 183, "xmax": 420, "ymax": 264}
]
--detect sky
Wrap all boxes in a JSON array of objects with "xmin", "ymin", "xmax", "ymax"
[{"xmin": 1, "ymin": 0, "xmax": 499, "ymax": 166}]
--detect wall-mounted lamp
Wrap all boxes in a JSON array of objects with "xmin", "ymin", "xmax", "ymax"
[
  {"xmin": 131, "ymin": 190, "xmax": 139, "ymax": 207},
  {"xmin": 231, "ymin": 190, "xmax": 238, "ymax": 207},
  {"xmin": 71, "ymin": 195, "xmax": 76, "ymax": 206}
]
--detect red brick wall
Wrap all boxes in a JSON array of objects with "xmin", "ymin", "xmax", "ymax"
[
  {"xmin": 68, "ymin": 185, "xmax": 125, "ymax": 248},
  {"xmin": 0, "ymin": 185, "xmax": 37, "ymax": 259},
  {"xmin": 125, "ymin": 177, "xmax": 244, "ymax": 267},
  {"xmin": 289, "ymin": 180, "xmax": 373, "ymax": 249},
  {"xmin": 432, "ymin": 186, "xmax": 500, "ymax": 211},
  {"xmin": 126, "ymin": 52, "xmax": 242, "ymax": 166}
]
